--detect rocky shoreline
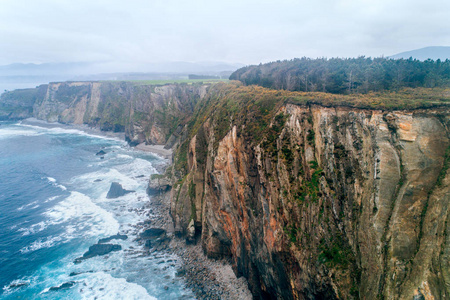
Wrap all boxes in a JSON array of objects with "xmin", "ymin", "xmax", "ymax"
[
  {"xmin": 144, "ymin": 180, "xmax": 252, "ymax": 300},
  {"xmin": 17, "ymin": 118, "xmax": 252, "ymax": 299}
]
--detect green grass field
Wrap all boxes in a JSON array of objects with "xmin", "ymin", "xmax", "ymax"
[{"xmin": 101, "ymin": 79, "xmax": 229, "ymax": 86}]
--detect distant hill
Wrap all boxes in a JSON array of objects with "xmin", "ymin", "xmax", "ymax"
[
  {"xmin": 0, "ymin": 61, "xmax": 244, "ymax": 77},
  {"xmin": 389, "ymin": 46, "xmax": 450, "ymax": 61}
]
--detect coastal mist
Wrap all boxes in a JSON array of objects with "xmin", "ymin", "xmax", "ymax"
[{"xmin": 0, "ymin": 120, "xmax": 194, "ymax": 299}]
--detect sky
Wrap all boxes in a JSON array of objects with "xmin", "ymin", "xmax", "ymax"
[{"xmin": 1, "ymin": 0, "xmax": 450, "ymax": 68}]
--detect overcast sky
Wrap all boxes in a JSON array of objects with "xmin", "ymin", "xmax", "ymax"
[{"xmin": 1, "ymin": 0, "xmax": 449, "ymax": 68}]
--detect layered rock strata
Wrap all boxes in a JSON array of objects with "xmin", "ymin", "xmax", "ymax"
[{"xmin": 167, "ymin": 100, "xmax": 450, "ymax": 299}]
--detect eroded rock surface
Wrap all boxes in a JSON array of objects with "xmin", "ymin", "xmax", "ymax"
[{"xmin": 169, "ymin": 104, "xmax": 450, "ymax": 299}]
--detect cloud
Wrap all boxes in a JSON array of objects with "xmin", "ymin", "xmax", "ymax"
[{"xmin": 0, "ymin": 0, "xmax": 449, "ymax": 67}]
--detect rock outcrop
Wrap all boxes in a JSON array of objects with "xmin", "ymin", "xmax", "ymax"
[
  {"xmin": 74, "ymin": 244, "xmax": 122, "ymax": 264},
  {"xmin": 147, "ymin": 174, "xmax": 172, "ymax": 195},
  {"xmin": 106, "ymin": 182, "xmax": 134, "ymax": 199}
]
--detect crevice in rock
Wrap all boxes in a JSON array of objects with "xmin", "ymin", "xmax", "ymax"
[{"xmin": 378, "ymin": 114, "xmax": 407, "ymax": 299}]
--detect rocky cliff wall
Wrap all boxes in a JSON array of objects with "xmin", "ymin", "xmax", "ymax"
[
  {"xmin": 161, "ymin": 84, "xmax": 450, "ymax": 299},
  {"xmin": 1, "ymin": 81, "xmax": 208, "ymax": 146}
]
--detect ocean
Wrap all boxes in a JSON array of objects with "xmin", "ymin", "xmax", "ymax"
[{"xmin": 0, "ymin": 120, "xmax": 194, "ymax": 299}]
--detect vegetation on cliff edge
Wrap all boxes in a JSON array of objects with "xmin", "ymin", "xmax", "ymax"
[{"xmin": 231, "ymin": 57, "xmax": 450, "ymax": 94}]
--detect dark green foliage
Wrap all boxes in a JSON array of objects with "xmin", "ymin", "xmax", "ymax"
[
  {"xmin": 189, "ymin": 181, "xmax": 196, "ymax": 200},
  {"xmin": 175, "ymin": 140, "xmax": 189, "ymax": 173},
  {"xmin": 0, "ymin": 85, "xmax": 47, "ymax": 107},
  {"xmin": 309, "ymin": 160, "xmax": 319, "ymax": 169},
  {"xmin": 307, "ymin": 163, "xmax": 323, "ymax": 203},
  {"xmin": 345, "ymin": 167, "xmax": 354, "ymax": 179},
  {"xmin": 150, "ymin": 174, "xmax": 164, "ymax": 180},
  {"xmin": 281, "ymin": 146, "xmax": 294, "ymax": 164},
  {"xmin": 261, "ymin": 113, "xmax": 287, "ymax": 158},
  {"xmin": 292, "ymin": 161, "xmax": 323, "ymax": 205},
  {"xmin": 231, "ymin": 57, "xmax": 450, "ymax": 94},
  {"xmin": 284, "ymin": 225, "xmax": 298, "ymax": 243},
  {"xmin": 436, "ymin": 144, "xmax": 450, "ymax": 187},
  {"xmin": 334, "ymin": 143, "xmax": 346, "ymax": 159},
  {"xmin": 0, "ymin": 85, "xmax": 48, "ymax": 119},
  {"xmin": 318, "ymin": 236, "xmax": 353, "ymax": 268},
  {"xmin": 307, "ymin": 129, "xmax": 315, "ymax": 145}
]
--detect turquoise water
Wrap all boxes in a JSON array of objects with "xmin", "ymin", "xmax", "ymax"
[{"xmin": 0, "ymin": 121, "xmax": 193, "ymax": 299}]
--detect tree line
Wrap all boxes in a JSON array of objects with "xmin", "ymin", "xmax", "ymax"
[{"xmin": 230, "ymin": 57, "xmax": 450, "ymax": 94}]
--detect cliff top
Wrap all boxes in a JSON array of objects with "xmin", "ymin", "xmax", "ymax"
[{"xmin": 215, "ymin": 81, "xmax": 450, "ymax": 110}]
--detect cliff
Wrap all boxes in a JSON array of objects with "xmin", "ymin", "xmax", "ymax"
[
  {"xmin": 2, "ymin": 81, "xmax": 450, "ymax": 299},
  {"xmin": 0, "ymin": 81, "xmax": 208, "ymax": 146},
  {"xmin": 162, "ymin": 83, "xmax": 450, "ymax": 299}
]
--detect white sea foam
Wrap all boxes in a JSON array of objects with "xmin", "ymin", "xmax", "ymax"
[
  {"xmin": 46, "ymin": 177, "xmax": 68, "ymax": 191},
  {"xmin": 70, "ymin": 168, "xmax": 142, "ymax": 200},
  {"xmin": 20, "ymin": 191, "xmax": 119, "ymax": 253},
  {"xmin": 17, "ymin": 200, "xmax": 39, "ymax": 211},
  {"xmin": 79, "ymin": 272, "xmax": 156, "ymax": 300},
  {"xmin": 115, "ymin": 154, "xmax": 133, "ymax": 160},
  {"xmin": 109, "ymin": 156, "xmax": 157, "ymax": 184},
  {"xmin": 2, "ymin": 278, "xmax": 31, "ymax": 294},
  {"xmin": 44, "ymin": 196, "xmax": 59, "ymax": 203},
  {"xmin": 20, "ymin": 235, "xmax": 63, "ymax": 253},
  {"xmin": 0, "ymin": 128, "xmax": 42, "ymax": 139},
  {"xmin": 3, "ymin": 124, "xmax": 190, "ymax": 299},
  {"xmin": 18, "ymin": 221, "xmax": 47, "ymax": 236},
  {"xmin": 44, "ymin": 191, "xmax": 119, "ymax": 237},
  {"xmin": 20, "ymin": 123, "xmax": 125, "ymax": 143}
]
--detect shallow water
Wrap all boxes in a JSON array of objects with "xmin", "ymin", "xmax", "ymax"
[{"xmin": 0, "ymin": 121, "xmax": 194, "ymax": 299}]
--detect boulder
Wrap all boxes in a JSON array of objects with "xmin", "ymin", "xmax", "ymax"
[
  {"xmin": 74, "ymin": 244, "xmax": 122, "ymax": 264},
  {"xmin": 106, "ymin": 182, "xmax": 134, "ymax": 199},
  {"xmin": 98, "ymin": 234, "xmax": 128, "ymax": 244},
  {"xmin": 140, "ymin": 228, "xmax": 166, "ymax": 239},
  {"xmin": 186, "ymin": 219, "xmax": 196, "ymax": 243},
  {"xmin": 49, "ymin": 281, "xmax": 76, "ymax": 291},
  {"xmin": 147, "ymin": 175, "xmax": 172, "ymax": 195},
  {"xmin": 96, "ymin": 150, "xmax": 106, "ymax": 156}
]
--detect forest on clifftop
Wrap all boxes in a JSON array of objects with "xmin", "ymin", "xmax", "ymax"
[{"xmin": 231, "ymin": 57, "xmax": 450, "ymax": 94}]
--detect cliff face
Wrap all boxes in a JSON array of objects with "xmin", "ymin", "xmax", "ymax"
[
  {"xmin": 0, "ymin": 85, "xmax": 48, "ymax": 120},
  {"xmin": 2, "ymin": 81, "xmax": 450, "ymax": 299},
  {"xmin": 166, "ymin": 85, "xmax": 450, "ymax": 299},
  {"xmin": 1, "ymin": 81, "xmax": 208, "ymax": 146}
]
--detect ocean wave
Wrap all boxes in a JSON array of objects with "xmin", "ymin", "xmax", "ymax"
[
  {"xmin": 78, "ymin": 272, "xmax": 157, "ymax": 300},
  {"xmin": 113, "ymin": 157, "xmax": 157, "ymax": 181},
  {"xmin": 20, "ymin": 235, "xmax": 63, "ymax": 253},
  {"xmin": 2, "ymin": 278, "xmax": 31, "ymax": 294},
  {"xmin": 0, "ymin": 127, "xmax": 42, "ymax": 139},
  {"xmin": 44, "ymin": 191, "xmax": 119, "ymax": 236},
  {"xmin": 20, "ymin": 123, "xmax": 125, "ymax": 143},
  {"xmin": 20, "ymin": 191, "xmax": 119, "ymax": 253},
  {"xmin": 18, "ymin": 221, "xmax": 47, "ymax": 236},
  {"xmin": 17, "ymin": 200, "xmax": 39, "ymax": 211},
  {"xmin": 44, "ymin": 195, "xmax": 60, "ymax": 203},
  {"xmin": 45, "ymin": 177, "xmax": 67, "ymax": 191},
  {"xmin": 70, "ymin": 168, "xmax": 141, "ymax": 199}
]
